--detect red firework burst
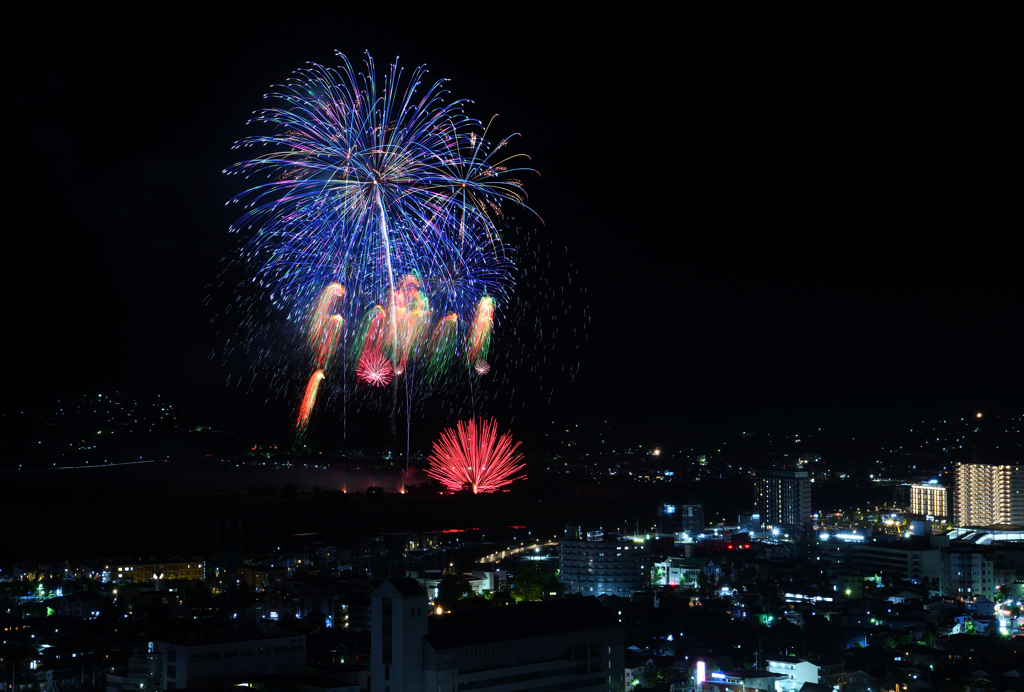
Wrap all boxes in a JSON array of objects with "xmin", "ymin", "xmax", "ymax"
[
  {"xmin": 426, "ymin": 418, "xmax": 525, "ymax": 494},
  {"xmin": 473, "ymin": 359, "xmax": 490, "ymax": 375},
  {"xmin": 356, "ymin": 348, "xmax": 393, "ymax": 387}
]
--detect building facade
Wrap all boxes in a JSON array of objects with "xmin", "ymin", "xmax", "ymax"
[
  {"xmin": 847, "ymin": 542, "xmax": 941, "ymax": 584},
  {"xmin": 105, "ymin": 652, "xmax": 163, "ymax": 692},
  {"xmin": 370, "ymin": 579, "xmax": 624, "ymax": 692},
  {"xmin": 653, "ymin": 557, "xmax": 721, "ymax": 588},
  {"xmin": 702, "ymin": 670, "xmax": 785, "ymax": 692},
  {"xmin": 560, "ymin": 531, "xmax": 651, "ymax": 596},
  {"xmin": 754, "ymin": 469, "xmax": 812, "ymax": 533},
  {"xmin": 910, "ymin": 484, "xmax": 948, "ymax": 519},
  {"xmin": 954, "ymin": 461, "xmax": 1024, "ymax": 527},
  {"xmin": 658, "ymin": 503, "xmax": 705, "ymax": 537},
  {"xmin": 154, "ymin": 634, "xmax": 305, "ymax": 690},
  {"xmin": 370, "ymin": 578, "xmax": 429, "ymax": 692},
  {"xmin": 108, "ymin": 561, "xmax": 205, "ymax": 584}
]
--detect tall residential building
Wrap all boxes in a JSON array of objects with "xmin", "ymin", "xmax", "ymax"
[
  {"xmin": 754, "ymin": 469, "xmax": 812, "ymax": 533},
  {"xmin": 954, "ymin": 461, "xmax": 1024, "ymax": 527},
  {"xmin": 370, "ymin": 579, "xmax": 624, "ymax": 692},
  {"xmin": 560, "ymin": 528, "xmax": 651, "ymax": 596},
  {"xmin": 910, "ymin": 483, "xmax": 949, "ymax": 518}
]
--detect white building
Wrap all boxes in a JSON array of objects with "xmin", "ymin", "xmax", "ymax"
[
  {"xmin": 766, "ymin": 657, "xmax": 842, "ymax": 692},
  {"xmin": 371, "ymin": 578, "xmax": 624, "ymax": 692},
  {"xmin": 653, "ymin": 557, "xmax": 722, "ymax": 587},
  {"xmin": 954, "ymin": 461, "xmax": 1024, "ymax": 527},
  {"xmin": 910, "ymin": 483, "xmax": 948, "ymax": 518}
]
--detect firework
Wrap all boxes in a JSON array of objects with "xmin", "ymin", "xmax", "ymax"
[
  {"xmin": 387, "ymin": 274, "xmax": 433, "ymax": 375},
  {"xmin": 306, "ymin": 283, "xmax": 345, "ymax": 351},
  {"xmin": 296, "ymin": 370, "xmax": 326, "ymax": 431},
  {"xmin": 466, "ymin": 296, "xmax": 495, "ymax": 366},
  {"xmin": 356, "ymin": 348, "xmax": 394, "ymax": 387},
  {"xmin": 227, "ymin": 52, "xmax": 532, "ymax": 328},
  {"xmin": 313, "ymin": 314, "xmax": 344, "ymax": 370},
  {"xmin": 425, "ymin": 418, "xmax": 525, "ymax": 493},
  {"xmin": 226, "ymin": 52, "xmax": 538, "ymax": 436},
  {"xmin": 424, "ymin": 313, "xmax": 460, "ymax": 385}
]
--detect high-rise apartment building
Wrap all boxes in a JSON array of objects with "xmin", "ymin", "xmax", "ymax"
[
  {"xmin": 560, "ymin": 527, "xmax": 651, "ymax": 597},
  {"xmin": 754, "ymin": 469, "xmax": 812, "ymax": 533},
  {"xmin": 910, "ymin": 483, "xmax": 948, "ymax": 518},
  {"xmin": 954, "ymin": 461, "xmax": 1024, "ymax": 527}
]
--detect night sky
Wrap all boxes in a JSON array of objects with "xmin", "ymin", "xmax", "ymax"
[{"xmin": 9, "ymin": 8, "xmax": 1021, "ymax": 445}]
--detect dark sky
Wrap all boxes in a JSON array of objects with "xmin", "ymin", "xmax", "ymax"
[{"xmin": 8, "ymin": 8, "xmax": 1021, "ymax": 444}]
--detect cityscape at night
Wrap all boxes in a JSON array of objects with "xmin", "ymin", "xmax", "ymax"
[{"xmin": 4, "ymin": 6, "xmax": 1022, "ymax": 692}]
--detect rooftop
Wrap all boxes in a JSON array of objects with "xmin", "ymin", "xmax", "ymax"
[{"xmin": 426, "ymin": 597, "xmax": 619, "ymax": 650}]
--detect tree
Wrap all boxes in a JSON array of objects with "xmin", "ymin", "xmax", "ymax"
[
  {"xmin": 641, "ymin": 668, "xmax": 671, "ymax": 688},
  {"xmin": 510, "ymin": 562, "xmax": 562, "ymax": 602},
  {"xmin": 697, "ymin": 571, "xmax": 717, "ymax": 598},
  {"xmin": 435, "ymin": 574, "xmax": 473, "ymax": 611}
]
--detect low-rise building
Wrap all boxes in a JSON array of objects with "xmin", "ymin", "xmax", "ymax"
[
  {"xmin": 653, "ymin": 557, "xmax": 722, "ymax": 588},
  {"xmin": 702, "ymin": 670, "xmax": 786, "ymax": 692},
  {"xmin": 154, "ymin": 633, "xmax": 305, "ymax": 690},
  {"xmin": 106, "ymin": 652, "xmax": 163, "ymax": 692},
  {"xmin": 766, "ymin": 657, "xmax": 843, "ymax": 692},
  {"xmin": 108, "ymin": 561, "xmax": 205, "ymax": 584}
]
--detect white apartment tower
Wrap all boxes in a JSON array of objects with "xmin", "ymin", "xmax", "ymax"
[{"xmin": 954, "ymin": 461, "xmax": 1024, "ymax": 527}]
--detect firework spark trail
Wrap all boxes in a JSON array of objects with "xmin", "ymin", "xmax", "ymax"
[
  {"xmin": 296, "ymin": 370, "xmax": 326, "ymax": 431},
  {"xmin": 467, "ymin": 295, "xmax": 494, "ymax": 365},
  {"xmin": 424, "ymin": 313, "xmax": 459, "ymax": 385},
  {"xmin": 354, "ymin": 306, "xmax": 388, "ymax": 360},
  {"xmin": 313, "ymin": 314, "xmax": 344, "ymax": 370},
  {"xmin": 425, "ymin": 418, "xmax": 525, "ymax": 493},
  {"xmin": 306, "ymin": 283, "xmax": 345, "ymax": 351},
  {"xmin": 385, "ymin": 274, "xmax": 433, "ymax": 375}
]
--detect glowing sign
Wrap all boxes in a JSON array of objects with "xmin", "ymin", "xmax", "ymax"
[{"xmin": 696, "ymin": 661, "xmax": 706, "ymax": 685}]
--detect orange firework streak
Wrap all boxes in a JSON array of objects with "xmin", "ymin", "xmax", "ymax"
[
  {"xmin": 296, "ymin": 370, "xmax": 326, "ymax": 430},
  {"xmin": 467, "ymin": 296, "xmax": 494, "ymax": 365},
  {"xmin": 360, "ymin": 305, "xmax": 389, "ymax": 357},
  {"xmin": 306, "ymin": 283, "xmax": 345, "ymax": 351},
  {"xmin": 313, "ymin": 315, "xmax": 345, "ymax": 370},
  {"xmin": 386, "ymin": 275, "xmax": 432, "ymax": 375}
]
